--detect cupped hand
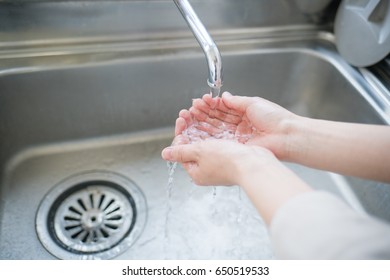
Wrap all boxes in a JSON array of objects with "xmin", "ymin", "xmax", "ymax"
[{"xmin": 175, "ymin": 92, "xmax": 299, "ymax": 160}]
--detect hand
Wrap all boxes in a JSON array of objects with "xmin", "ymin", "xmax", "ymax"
[
  {"xmin": 162, "ymin": 138, "xmax": 312, "ymax": 224},
  {"xmin": 161, "ymin": 139, "xmax": 276, "ymax": 186},
  {"xmin": 175, "ymin": 92, "xmax": 299, "ymax": 160}
]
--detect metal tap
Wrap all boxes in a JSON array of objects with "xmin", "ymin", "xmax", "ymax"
[{"xmin": 173, "ymin": 0, "xmax": 223, "ymax": 96}]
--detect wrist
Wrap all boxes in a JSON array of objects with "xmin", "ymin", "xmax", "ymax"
[
  {"xmin": 279, "ymin": 115, "xmax": 310, "ymax": 162},
  {"xmin": 234, "ymin": 146, "xmax": 279, "ymax": 186},
  {"xmin": 235, "ymin": 146, "xmax": 312, "ymax": 224}
]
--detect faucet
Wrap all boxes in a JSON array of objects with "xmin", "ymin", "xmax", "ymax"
[{"xmin": 173, "ymin": 0, "xmax": 223, "ymax": 96}]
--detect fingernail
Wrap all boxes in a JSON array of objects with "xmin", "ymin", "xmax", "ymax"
[{"xmin": 161, "ymin": 147, "xmax": 172, "ymax": 160}]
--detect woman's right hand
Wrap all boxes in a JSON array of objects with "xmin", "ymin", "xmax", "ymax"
[
  {"xmin": 162, "ymin": 135, "xmax": 312, "ymax": 225},
  {"xmin": 162, "ymin": 139, "xmax": 276, "ymax": 186}
]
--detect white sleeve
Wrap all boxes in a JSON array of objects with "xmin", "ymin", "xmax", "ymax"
[{"xmin": 270, "ymin": 191, "xmax": 390, "ymax": 259}]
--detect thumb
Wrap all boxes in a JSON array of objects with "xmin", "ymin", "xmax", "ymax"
[{"xmin": 161, "ymin": 145, "xmax": 197, "ymax": 163}]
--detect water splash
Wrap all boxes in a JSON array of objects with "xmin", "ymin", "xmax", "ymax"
[
  {"xmin": 180, "ymin": 93, "xmax": 255, "ymax": 145},
  {"xmin": 181, "ymin": 121, "xmax": 237, "ymax": 144}
]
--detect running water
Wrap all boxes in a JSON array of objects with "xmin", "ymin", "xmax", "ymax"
[
  {"xmin": 164, "ymin": 161, "xmax": 177, "ymax": 258},
  {"xmin": 210, "ymin": 86, "xmax": 220, "ymax": 98}
]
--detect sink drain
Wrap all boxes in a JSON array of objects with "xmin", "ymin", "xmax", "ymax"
[{"xmin": 36, "ymin": 171, "xmax": 147, "ymax": 259}]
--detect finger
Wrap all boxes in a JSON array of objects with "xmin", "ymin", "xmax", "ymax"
[
  {"xmin": 195, "ymin": 96, "xmax": 227, "ymax": 116},
  {"xmin": 222, "ymin": 92, "xmax": 259, "ymax": 113},
  {"xmin": 189, "ymin": 107, "xmax": 230, "ymax": 132},
  {"xmin": 172, "ymin": 134, "xmax": 190, "ymax": 146},
  {"xmin": 192, "ymin": 98, "xmax": 210, "ymax": 114},
  {"xmin": 161, "ymin": 144, "xmax": 197, "ymax": 163},
  {"xmin": 193, "ymin": 100, "xmax": 231, "ymax": 123},
  {"xmin": 201, "ymin": 93, "xmax": 219, "ymax": 109},
  {"xmin": 202, "ymin": 94, "xmax": 229, "ymax": 112},
  {"xmin": 181, "ymin": 162, "xmax": 208, "ymax": 186},
  {"xmin": 193, "ymin": 122, "xmax": 223, "ymax": 137},
  {"xmin": 203, "ymin": 93, "xmax": 242, "ymax": 118},
  {"xmin": 185, "ymin": 168, "xmax": 205, "ymax": 186},
  {"xmin": 210, "ymin": 108, "xmax": 242, "ymax": 125},
  {"xmin": 190, "ymin": 105, "xmax": 241, "ymax": 127},
  {"xmin": 202, "ymin": 94, "xmax": 221, "ymax": 110},
  {"xmin": 182, "ymin": 162, "xmax": 198, "ymax": 175},
  {"xmin": 178, "ymin": 109, "xmax": 193, "ymax": 127},
  {"xmin": 189, "ymin": 106, "xmax": 209, "ymax": 122},
  {"xmin": 214, "ymin": 98, "xmax": 237, "ymax": 114},
  {"xmin": 175, "ymin": 117, "xmax": 187, "ymax": 136},
  {"xmin": 192, "ymin": 98, "xmax": 235, "ymax": 122}
]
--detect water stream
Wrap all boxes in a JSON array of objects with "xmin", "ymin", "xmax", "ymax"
[
  {"xmin": 210, "ymin": 86, "xmax": 221, "ymax": 98},
  {"xmin": 163, "ymin": 161, "xmax": 177, "ymax": 259}
]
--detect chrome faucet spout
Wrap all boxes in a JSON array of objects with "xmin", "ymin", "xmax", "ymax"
[{"xmin": 174, "ymin": 0, "xmax": 223, "ymax": 96}]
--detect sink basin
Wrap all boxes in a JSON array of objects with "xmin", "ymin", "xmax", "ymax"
[{"xmin": 1, "ymin": 27, "xmax": 389, "ymax": 259}]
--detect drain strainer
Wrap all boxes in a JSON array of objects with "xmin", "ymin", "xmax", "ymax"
[{"xmin": 36, "ymin": 171, "xmax": 147, "ymax": 259}]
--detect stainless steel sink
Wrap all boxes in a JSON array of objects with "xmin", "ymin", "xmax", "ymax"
[{"xmin": 1, "ymin": 27, "xmax": 389, "ymax": 259}]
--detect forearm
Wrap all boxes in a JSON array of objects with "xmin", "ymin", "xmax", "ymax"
[
  {"xmin": 271, "ymin": 191, "xmax": 390, "ymax": 259},
  {"xmin": 236, "ymin": 156, "xmax": 312, "ymax": 225},
  {"xmin": 285, "ymin": 117, "xmax": 390, "ymax": 182}
]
